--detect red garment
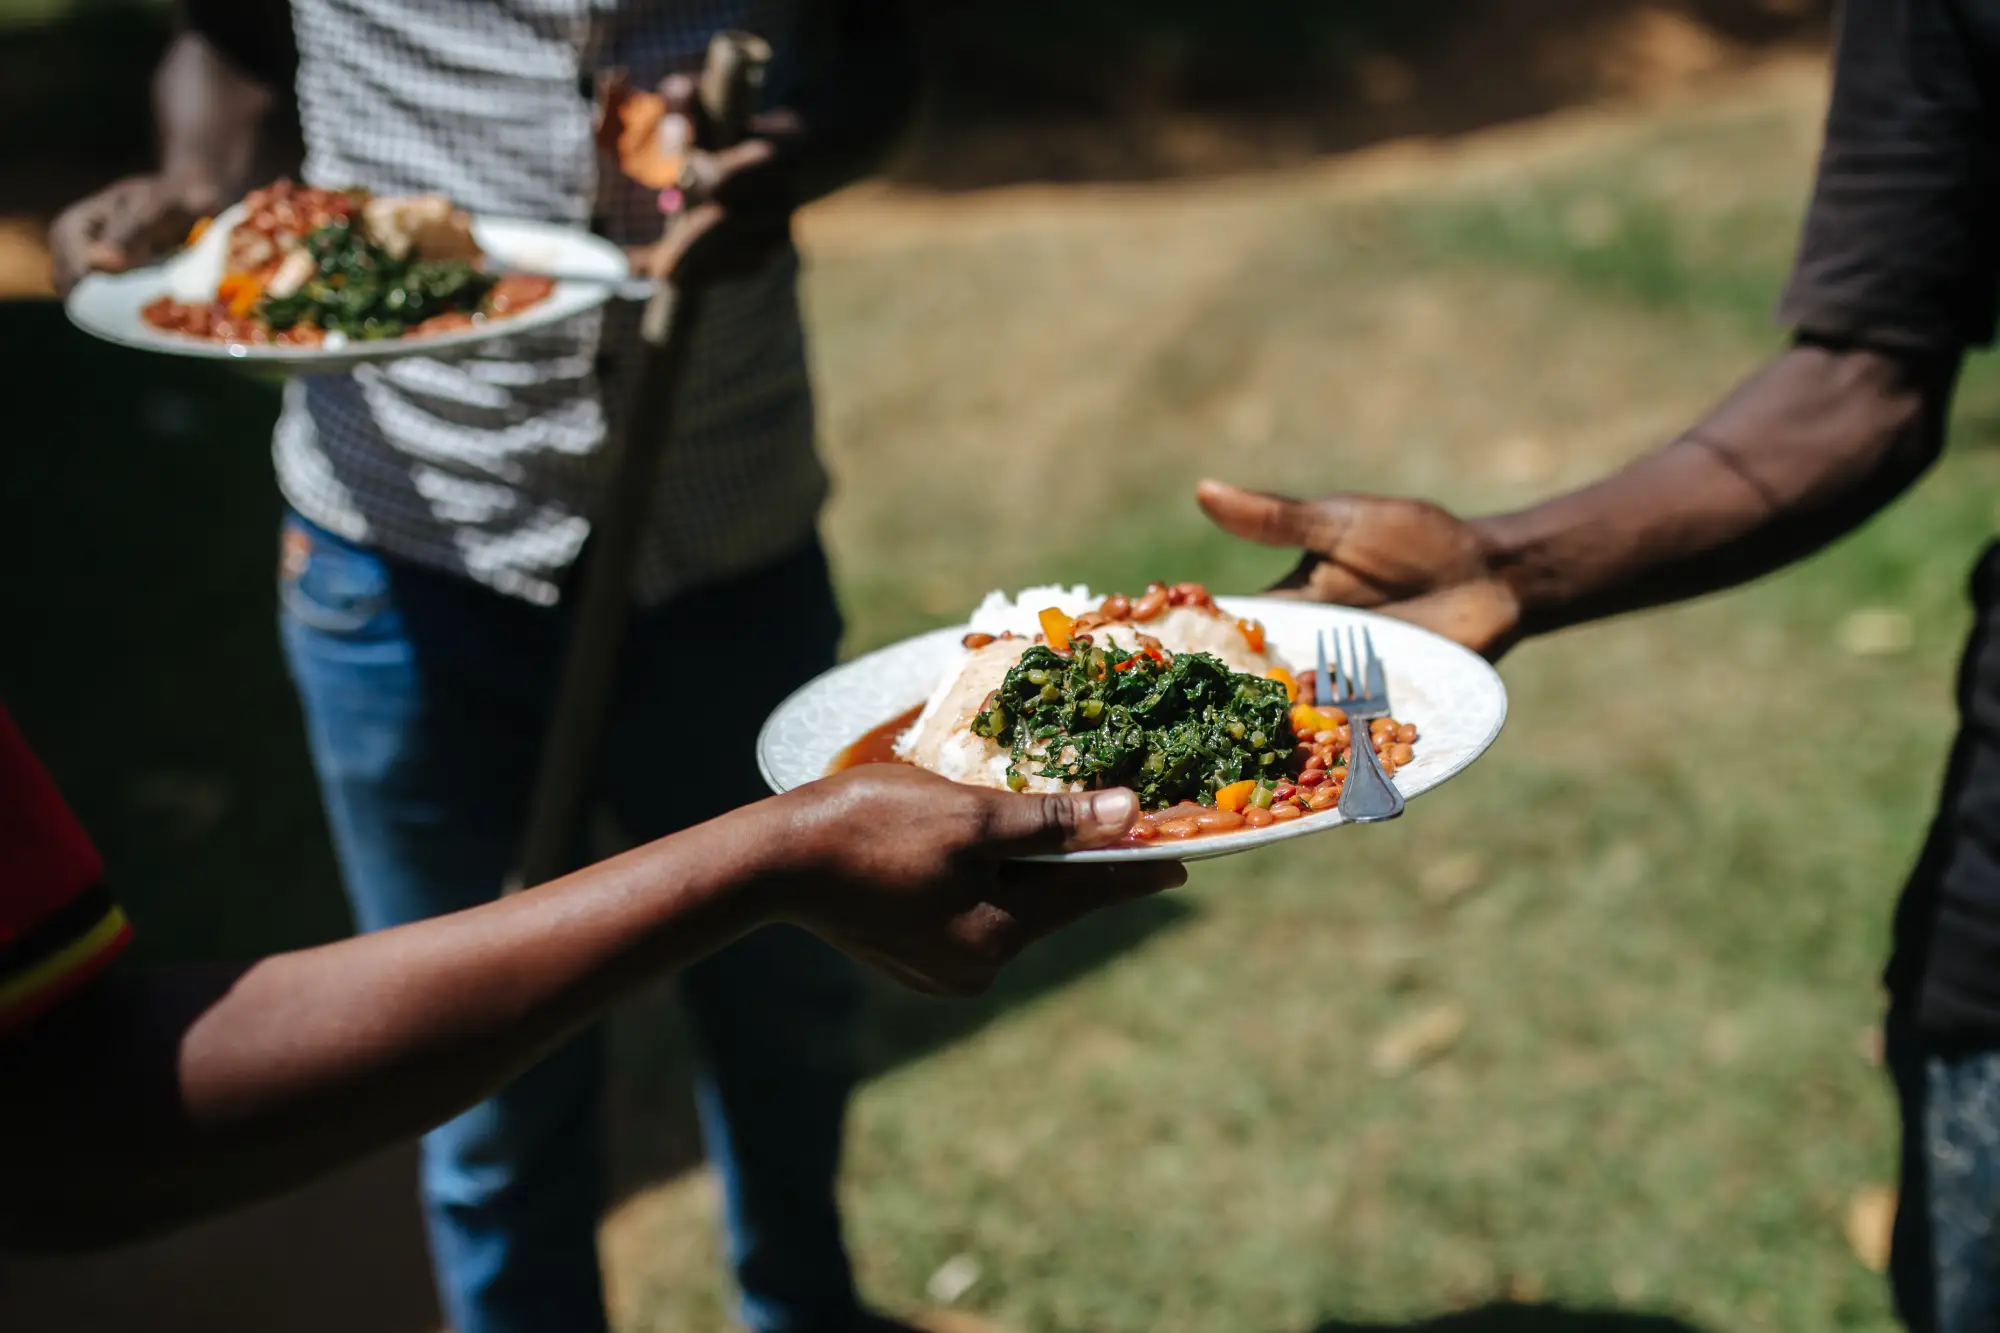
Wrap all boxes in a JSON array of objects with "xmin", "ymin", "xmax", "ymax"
[{"xmin": 0, "ymin": 701, "xmax": 130, "ymax": 1032}]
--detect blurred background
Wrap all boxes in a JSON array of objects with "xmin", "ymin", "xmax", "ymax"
[{"xmin": 3, "ymin": 1, "xmax": 1973, "ymax": 1331}]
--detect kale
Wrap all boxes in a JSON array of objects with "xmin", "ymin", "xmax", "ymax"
[
  {"xmin": 259, "ymin": 220, "xmax": 496, "ymax": 338},
  {"xmin": 970, "ymin": 637, "xmax": 1296, "ymax": 809}
]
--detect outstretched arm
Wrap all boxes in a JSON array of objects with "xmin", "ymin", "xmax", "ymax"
[
  {"xmin": 1200, "ymin": 340, "xmax": 1954, "ymax": 657},
  {"xmin": 0, "ymin": 770, "xmax": 1174, "ymax": 1252}
]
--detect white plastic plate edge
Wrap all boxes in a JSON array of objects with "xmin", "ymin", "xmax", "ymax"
[
  {"xmin": 756, "ymin": 596, "xmax": 1508, "ymax": 864},
  {"xmin": 65, "ymin": 203, "xmax": 630, "ymax": 372}
]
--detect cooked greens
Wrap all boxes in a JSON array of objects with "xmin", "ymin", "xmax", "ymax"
[
  {"xmin": 260, "ymin": 219, "xmax": 496, "ymax": 339},
  {"xmin": 970, "ymin": 637, "xmax": 1295, "ymax": 808}
]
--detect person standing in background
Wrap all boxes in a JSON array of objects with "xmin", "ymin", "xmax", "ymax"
[{"xmin": 51, "ymin": 2, "xmax": 924, "ymax": 1330}]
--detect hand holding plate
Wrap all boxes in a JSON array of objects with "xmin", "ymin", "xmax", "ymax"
[{"xmin": 770, "ymin": 766, "xmax": 1185, "ymax": 996}]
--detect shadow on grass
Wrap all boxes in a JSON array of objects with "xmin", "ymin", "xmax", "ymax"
[
  {"xmin": 1310, "ymin": 1304, "xmax": 1706, "ymax": 1332},
  {"xmin": 0, "ymin": 296, "xmax": 1193, "ymax": 1331}
]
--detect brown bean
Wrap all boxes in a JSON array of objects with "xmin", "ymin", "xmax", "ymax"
[
  {"xmin": 1389, "ymin": 742, "xmax": 1414, "ymax": 766},
  {"xmin": 1128, "ymin": 823, "xmax": 1159, "ymax": 841},
  {"xmin": 1323, "ymin": 707, "xmax": 1347, "ymax": 727},
  {"xmin": 1397, "ymin": 722, "xmax": 1418, "ymax": 745},
  {"xmin": 1194, "ymin": 808, "xmax": 1246, "ymax": 831},
  {"xmin": 1335, "ymin": 726, "xmax": 1351, "ymax": 747},
  {"xmin": 1244, "ymin": 806, "xmax": 1275, "ymax": 829},
  {"xmin": 1272, "ymin": 783, "xmax": 1297, "ymax": 802},
  {"xmin": 1307, "ymin": 785, "xmax": 1339, "ymax": 811},
  {"xmin": 1314, "ymin": 729, "xmax": 1339, "ymax": 746},
  {"xmin": 1102, "ymin": 593, "xmax": 1132, "ymax": 619},
  {"xmin": 1298, "ymin": 769, "xmax": 1326, "ymax": 788},
  {"xmin": 1370, "ymin": 716, "xmax": 1398, "ymax": 738},
  {"xmin": 1132, "ymin": 588, "xmax": 1169, "ymax": 621},
  {"xmin": 1171, "ymin": 581, "xmax": 1205, "ymax": 606},
  {"xmin": 1271, "ymin": 802, "xmax": 1304, "ymax": 821},
  {"xmin": 962, "ymin": 632, "xmax": 996, "ymax": 649},
  {"xmin": 1157, "ymin": 817, "xmax": 1202, "ymax": 839}
]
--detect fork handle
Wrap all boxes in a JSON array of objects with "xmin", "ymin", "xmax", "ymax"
[{"xmin": 1338, "ymin": 719, "xmax": 1406, "ymax": 824}]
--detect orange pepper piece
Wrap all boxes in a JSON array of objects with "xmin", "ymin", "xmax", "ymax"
[
  {"xmin": 1215, "ymin": 779, "xmax": 1257, "ymax": 813},
  {"xmin": 1266, "ymin": 665, "xmax": 1298, "ymax": 702},
  {"xmin": 186, "ymin": 215, "xmax": 213, "ymax": 247},
  {"xmin": 1292, "ymin": 703, "xmax": 1334, "ymax": 737},
  {"xmin": 1238, "ymin": 618, "xmax": 1266, "ymax": 654},
  {"xmin": 217, "ymin": 272, "xmax": 263, "ymax": 318},
  {"xmin": 1038, "ymin": 607, "xmax": 1074, "ymax": 653}
]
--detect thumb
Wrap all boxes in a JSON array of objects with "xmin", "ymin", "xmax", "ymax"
[
  {"xmin": 976, "ymin": 787, "xmax": 1141, "ymax": 858},
  {"xmin": 1197, "ymin": 479, "xmax": 1342, "ymax": 551}
]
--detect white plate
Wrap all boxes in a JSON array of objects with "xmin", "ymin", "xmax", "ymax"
[
  {"xmin": 65, "ymin": 203, "xmax": 631, "ymax": 373},
  {"xmin": 757, "ymin": 597, "xmax": 1508, "ymax": 863}
]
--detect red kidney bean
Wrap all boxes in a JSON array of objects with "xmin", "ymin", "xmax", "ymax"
[
  {"xmin": 1132, "ymin": 588, "xmax": 1169, "ymax": 621},
  {"xmin": 1244, "ymin": 806, "xmax": 1275, "ymax": 829},
  {"xmin": 1101, "ymin": 593, "xmax": 1132, "ymax": 619},
  {"xmin": 1194, "ymin": 808, "xmax": 1245, "ymax": 831},
  {"xmin": 1298, "ymin": 769, "xmax": 1326, "ymax": 788},
  {"xmin": 1272, "ymin": 783, "xmax": 1297, "ymax": 801},
  {"xmin": 962, "ymin": 632, "xmax": 996, "ymax": 649},
  {"xmin": 1157, "ymin": 817, "xmax": 1202, "ymax": 839},
  {"xmin": 1307, "ymin": 785, "xmax": 1338, "ymax": 811},
  {"xmin": 1272, "ymin": 803, "xmax": 1304, "ymax": 821}
]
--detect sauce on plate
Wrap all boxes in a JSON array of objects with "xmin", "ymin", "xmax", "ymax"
[{"xmin": 828, "ymin": 704, "xmax": 923, "ymax": 773}]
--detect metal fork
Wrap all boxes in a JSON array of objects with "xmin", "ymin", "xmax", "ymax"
[{"xmin": 1316, "ymin": 626, "xmax": 1406, "ymax": 824}]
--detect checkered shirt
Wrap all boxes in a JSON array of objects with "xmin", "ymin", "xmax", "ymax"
[{"xmin": 273, "ymin": 0, "xmax": 827, "ymax": 607}]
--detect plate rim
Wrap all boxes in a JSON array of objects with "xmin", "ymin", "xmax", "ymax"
[
  {"xmin": 755, "ymin": 596, "xmax": 1507, "ymax": 863},
  {"xmin": 64, "ymin": 212, "xmax": 629, "ymax": 369}
]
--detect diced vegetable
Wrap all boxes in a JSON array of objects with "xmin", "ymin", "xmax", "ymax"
[
  {"xmin": 1039, "ymin": 606, "xmax": 1074, "ymax": 653},
  {"xmin": 1215, "ymin": 779, "xmax": 1257, "ymax": 813},
  {"xmin": 217, "ymin": 272, "xmax": 265, "ymax": 318},
  {"xmin": 186, "ymin": 216, "xmax": 214, "ymax": 246},
  {"xmin": 1238, "ymin": 618, "xmax": 1266, "ymax": 653},
  {"xmin": 1266, "ymin": 665, "xmax": 1299, "ymax": 702},
  {"xmin": 1292, "ymin": 703, "xmax": 1343, "ymax": 737}
]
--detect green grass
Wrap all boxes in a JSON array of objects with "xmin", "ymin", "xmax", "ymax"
[{"xmin": 2, "ymin": 63, "xmax": 1985, "ymax": 1333}]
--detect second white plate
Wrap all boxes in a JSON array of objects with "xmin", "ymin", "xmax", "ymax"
[{"xmin": 66, "ymin": 204, "xmax": 631, "ymax": 373}]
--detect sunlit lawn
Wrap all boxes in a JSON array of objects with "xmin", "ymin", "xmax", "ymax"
[{"xmin": 6, "ymin": 56, "xmax": 1993, "ymax": 1333}]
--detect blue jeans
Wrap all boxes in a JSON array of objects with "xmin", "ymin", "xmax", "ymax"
[
  {"xmin": 277, "ymin": 512, "xmax": 862, "ymax": 1333},
  {"xmin": 1890, "ymin": 1020, "xmax": 2000, "ymax": 1333}
]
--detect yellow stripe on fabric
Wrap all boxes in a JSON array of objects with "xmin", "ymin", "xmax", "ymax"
[{"xmin": 0, "ymin": 906, "xmax": 130, "ymax": 1017}]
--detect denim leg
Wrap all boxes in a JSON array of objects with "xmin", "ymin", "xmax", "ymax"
[
  {"xmin": 276, "ymin": 513, "xmax": 610, "ymax": 1333},
  {"xmin": 603, "ymin": 539, "xmax": 863, "ymax": 1332},
  {"xmin": 1890, "ymin": 1022, "xmax": 2000, "ymax": 1333}
]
